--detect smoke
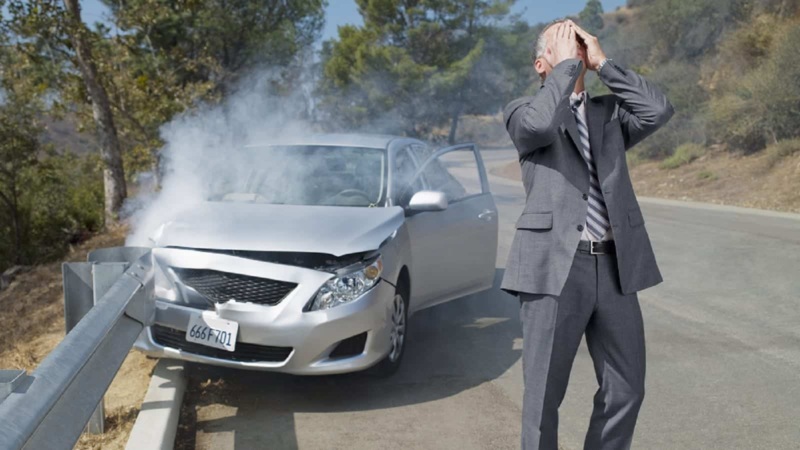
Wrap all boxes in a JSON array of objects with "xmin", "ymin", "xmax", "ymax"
[
  {"xmin": 122, "ymin": 44, "xmax": 505, "ymax": 246},
  {"xmin": 124, "ymin": 69, "xmax": 318, "ymax": 246}
]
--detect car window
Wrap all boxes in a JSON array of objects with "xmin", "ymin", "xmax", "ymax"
[
  {"xmin": 411, "ymin": 145, "xmax": 481, "ymax": 202},
  {"xmin": 393, "ymin": 147, "xmax": 424, "ymax": 205},
  {"xmin": 207, "ymin": 145, "xmax": 387, "ymax": 207}
]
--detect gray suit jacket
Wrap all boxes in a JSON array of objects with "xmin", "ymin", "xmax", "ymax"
[{"xmin": 501, "ymin": 58, "xmax": 674, "ymax": 297}]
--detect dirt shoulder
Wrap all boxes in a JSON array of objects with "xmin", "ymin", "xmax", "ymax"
[
  {"xmin": 0, "ymin": 223, "xmax": 157, "ymax": 449},
  {"xmin": 491, "ymin": 147, "xmax": 800, "ymax": 214}
]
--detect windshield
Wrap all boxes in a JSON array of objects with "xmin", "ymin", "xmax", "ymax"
[{"xmin": 207, "ymin": 145, "xmax": 387, "ymax": 207}]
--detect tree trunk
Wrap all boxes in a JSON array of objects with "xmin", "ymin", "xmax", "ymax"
[
  {"xmin": 63, "ymin": 0, "xmax": 127, "ymax": 225},
  {"xmin": 448, "ymin": 106, "xmax": 461, "ymax": 145},
  {"xmin": 11, "ymin": 192, "xmax": 21, "ymax": 265},
  {"xmin": 0, "ymin": 183, "xmax": 23, "ymax": 264}
]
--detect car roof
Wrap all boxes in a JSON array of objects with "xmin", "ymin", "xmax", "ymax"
[{"xmin": 243, "ymin": 133, "xmax": 416, "ymax": 150}]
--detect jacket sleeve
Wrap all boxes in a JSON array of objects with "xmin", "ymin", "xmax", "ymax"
[
  {"xmin": 504, "ymin": 58, "xmax": 583, "ymax": 160},
  {"xmin": 597, "ymin": 59, "xmax": 675, "ymax": 151}
]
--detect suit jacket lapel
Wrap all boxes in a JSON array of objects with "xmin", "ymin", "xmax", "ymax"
[
  {"xmin": 586, "ymin": 94, "xmax": 608, "ymax": 184},
  {"xmin": 560, "ymin": 109, "xmax": 581, "ymax": 159}
]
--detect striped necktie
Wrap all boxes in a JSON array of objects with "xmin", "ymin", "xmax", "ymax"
[{"xmin": 571, "ymin": 92, "xmax": 610, "ymax": 240}]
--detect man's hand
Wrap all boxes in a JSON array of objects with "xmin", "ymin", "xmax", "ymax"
[
  {"xmin": 567, "ymin": 20, "xmax": 607, "ymax": 71},
  {"xmin": 547, "ymin": 22, "xmax": 579, "ymax": 67}
]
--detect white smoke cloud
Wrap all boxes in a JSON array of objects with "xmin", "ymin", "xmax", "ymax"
[{"xmin": 124, "ymin": 69, "xmax": 318, "ymax": 246}]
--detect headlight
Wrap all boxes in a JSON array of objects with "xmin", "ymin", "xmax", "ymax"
[{"xmin": 307, "ymin": 256, "xmax": 383, "ymax": 311}]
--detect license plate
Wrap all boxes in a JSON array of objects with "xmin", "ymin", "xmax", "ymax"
[{"xmin": 185, "ymin": 313, "xmax": 239, "ymax": 352}]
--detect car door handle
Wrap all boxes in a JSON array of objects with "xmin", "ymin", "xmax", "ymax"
[{"xmin": 478, "ymin": 210, "xmax": 496, "ymax": 221}]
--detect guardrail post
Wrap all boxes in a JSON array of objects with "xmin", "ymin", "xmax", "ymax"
[
  {"xmin": 62, "ymin": 246, "xmax": 152, "ymax": 436},
  {"xmin": 63, "ymin": 261, "xmax": 128, "ymax": 434}
]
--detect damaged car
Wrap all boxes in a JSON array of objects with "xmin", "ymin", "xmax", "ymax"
[{"xmin": 134, "ymin": 134, "xmax": 498, "ymax": 376}]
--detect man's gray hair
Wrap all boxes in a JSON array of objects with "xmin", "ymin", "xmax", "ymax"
[{"xmin": 533, "ymin": 19, "xmax": 568, "ymax": 62}]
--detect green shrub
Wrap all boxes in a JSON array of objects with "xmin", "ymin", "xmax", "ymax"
[
  {"xmin": 697, "ymin": 170, "xmax": 717, "ymax": 181},
  {"xmin": 16, "ymin": 152, "xmax": 104, "ymax": 265},
  {"xmin": 660, "ymin": 143, "xmax": 706, "ymax": 169}
]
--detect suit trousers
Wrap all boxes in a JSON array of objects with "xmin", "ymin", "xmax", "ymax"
[{"xmin": 519, "ymin": 249, "xmax": 646, "ymax": 450}]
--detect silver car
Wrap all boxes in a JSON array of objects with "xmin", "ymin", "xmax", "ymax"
[{"xmin": 134, "ymin": 134, "xmax": 498, "ymax": 375}]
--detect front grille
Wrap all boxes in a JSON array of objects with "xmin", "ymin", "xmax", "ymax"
[
  {"xmin": 172, "ymin": 268, "xmax": 296, "ymax": 306},
  {"xmin": 151, "ymin": 325, "xmax": 293, "ymax": 363}
]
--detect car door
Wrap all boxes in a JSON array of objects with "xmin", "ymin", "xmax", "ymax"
[{"xmin": 402, "ymin": 143, "xmax": 498, "ymax": 310}]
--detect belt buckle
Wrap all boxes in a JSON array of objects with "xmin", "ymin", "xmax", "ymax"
[{"xmin": 590, "ymin": 241, "xmax": 602, "ymax": 255}]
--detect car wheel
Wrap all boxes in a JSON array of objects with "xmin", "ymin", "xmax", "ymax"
[{"xmin": 371, "ymin": 285, "xmax": 408, "ymax": 377}]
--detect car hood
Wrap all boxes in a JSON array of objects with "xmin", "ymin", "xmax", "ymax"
[{"xmin": 154, "ymin": 202, "xmax": 405, "ymax": 257}]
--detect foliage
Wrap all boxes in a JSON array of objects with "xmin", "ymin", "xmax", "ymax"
[
  {"xmin": 707, "ymin": 18, "xmax": 800, "ymax": 153},
  {"xmin": 2, "ymin": 0, "xmax": 325, "ymax": 175},
  {"xmin": 640, "ymin": 0, "xmax": 750, "ymax": 62},
  {"xmin": 319, "ymin": 0, "xmax": 517, "ymax": 141},
  {"xmin": 660, "ymin": 143, "xmax": 705, "ymax": 170},
  {"xmin": 102, "ymin": 0, "xmax": 325, "ymax": 173},
  {"xmin": 23, "ymin": 152, "xmax": 104, "ymax": 263},
  {"xmin": 0, "ymin": 97, "xmax": 41, "ymax": 265},
  {"xmin": 0, "ymin": 97, "xmax": 103, "ymax": 269},
  {"xmin": 579, "ymin": 0, "xmax": 604, "ymax": 34}
]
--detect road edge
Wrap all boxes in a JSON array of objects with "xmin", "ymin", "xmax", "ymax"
[
  {"xmin": 482, "ymin": 150, "xmax": 800, "ymax": 220},
  {"xmin": 125, "ymin": 359, "xmax": 186, "ymax": 450},
  {"xmin": 638, "ymin": 196, "xmax": 800, "ymax": 221}
]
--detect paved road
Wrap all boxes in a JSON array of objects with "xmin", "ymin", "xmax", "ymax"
[{"xmin": 179, "ymin": 148, "xmax": 800, "ymax": 450}]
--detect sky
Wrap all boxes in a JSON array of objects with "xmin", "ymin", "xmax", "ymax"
[
  {"xmin": 77, "ymin": 0, "xmax": 628, "ymax": 42},
  {"xmin": 323, "ymin": 1, "xmax": 627, "ymax": 41}
]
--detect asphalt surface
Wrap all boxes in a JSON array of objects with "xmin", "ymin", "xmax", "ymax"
[{"xmin": 180, "ymin": 148, "xmax": 800, "ymax": 450}]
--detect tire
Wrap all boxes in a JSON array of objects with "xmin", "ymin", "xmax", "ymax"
[{"xmin": 371, "ymin": 283, "xmax": 408, "ymax": 377}]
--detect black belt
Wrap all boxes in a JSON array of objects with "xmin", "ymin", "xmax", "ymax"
[{"xmin": 577, "ymin": 240, "xmax": 616, "ymax": 255}]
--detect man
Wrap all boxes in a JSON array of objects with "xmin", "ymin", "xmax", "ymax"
[{"xmin": 502, "ymin": 19, "xmax": 674, "ymax": 450}]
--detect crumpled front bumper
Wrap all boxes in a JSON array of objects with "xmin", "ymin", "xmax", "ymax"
[{"xmin": 133, "ymin": 247, "xmax": 395, "ymax": 375}]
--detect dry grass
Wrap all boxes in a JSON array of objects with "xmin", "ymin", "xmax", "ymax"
[
  {"xmin": 629, "ymin": 145, "xmax": 800, "ymax": 213},
  {"xmin": 0, "ymin": 222, "xmax": 157, "ymax": 449},
  {"xmin": 493, "ymin": 144, "xmax": 800, "ymax": 213}
]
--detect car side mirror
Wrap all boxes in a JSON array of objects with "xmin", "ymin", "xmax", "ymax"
[{"xmin": 408, "ymin": 190, "xmax": 448, "ymax": 212}]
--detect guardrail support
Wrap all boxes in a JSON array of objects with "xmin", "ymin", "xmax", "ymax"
[
  {"xmin": 63, "ymin": 261, "xmax": 130, "ymax": 434},
  {"xmin": 0, "ymin": 247, "xmax": 154, "ymax": 450}
]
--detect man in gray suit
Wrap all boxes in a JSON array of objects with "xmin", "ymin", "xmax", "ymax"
[{"xmin": 502, "ymin": 19, "xmax": 674, "ymax": 449}]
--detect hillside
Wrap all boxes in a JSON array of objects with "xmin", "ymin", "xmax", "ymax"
[{"xmin": 493, "ymin": 145, "xmax": 800, "ymax": 214}]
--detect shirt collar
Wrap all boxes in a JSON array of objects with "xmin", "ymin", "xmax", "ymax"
[{"xmin": 570, "ymin": 90, "xmax": 586, "ymax": 103}]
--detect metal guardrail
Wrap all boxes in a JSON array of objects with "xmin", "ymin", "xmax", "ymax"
[{"xmin": 0, "ymin": 247, "xmax": 155, "ymax": 450}]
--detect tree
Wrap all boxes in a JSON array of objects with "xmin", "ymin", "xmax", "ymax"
[
  {"xmin": 3, "ymin": 0, "xmax": 126, "ymax": 223},
  {"xmin": 579, "ymin": 0, "xmax": 604, "ymax": 34},
  {"xmin": 320, "ymin": 0, "xmax": 516, "ymax": 143},
  {"xmin": 63, "ymin": 0, "xmax": 127, "ymax": 224},
  {"xmin": 94, "ymin": 0, "xmax": 326, "ymax": 176},
  {"xmin": 0, "ymin": 100, "xmax": 41, "ymax": 264}
]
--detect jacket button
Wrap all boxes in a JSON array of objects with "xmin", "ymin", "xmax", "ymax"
[
  {"xmin": 577, "ymin": 224, "xmax": 584, "ymax": 232},
  {"xmin": 582, "ymin": 193, "xmax": 588, "ymax": 200}
]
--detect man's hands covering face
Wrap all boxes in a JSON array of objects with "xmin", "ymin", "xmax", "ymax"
[
  {"xmin": 567, "ymin": 20, "xmax": 607, "ymax": 71},
  {"xmin": 547, "ymin": 21, "xmax": 579, "ymax": 67},
  {"xmin": 545, "ymin": 20, "xmax": 608, "ymax": 71}
]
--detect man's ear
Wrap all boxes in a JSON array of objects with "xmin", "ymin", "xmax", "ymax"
[{"xmin": 534, "ymin": 58, "xmax": 546, "ymax": 79}]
